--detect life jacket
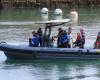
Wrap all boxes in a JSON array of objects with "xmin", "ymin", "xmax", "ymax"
[
  {"xmin": 95, "ymin": 41, "xmax": 100, "ymax": 49},
  {"xmin": 62, "ymin": 34, "xmax": 69, "ymax": 44},
  {"xmin": 74, "ymin": 32, "xmax": 82, "ymax": 48},
  {"xmin": 95, "ymin": 36, "xmax": 100, "ymax": 49},
  {"xmin": 76, "ymin": 32, "xmax": 81, "ymax": 41}
]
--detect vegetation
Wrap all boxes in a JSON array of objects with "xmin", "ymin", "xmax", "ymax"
[{"xmin": 1, "ymin": 0, "xmax": 100, "ymax": 9}]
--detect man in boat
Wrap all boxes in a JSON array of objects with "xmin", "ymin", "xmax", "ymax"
[
  {"xmin": 73, "ymin": 32, "xmax": 82, "ymax": 48},
  {"xmin": 63, "ymin": 30, "xmax": 69, "ymax": 48},
  {"xmin": 94, "ymin": 32, "xmax": 100, "ymax": 49},
  {"xmin": 52, "ymin": 27, "xmax": 63, "ymax": 47},
  {"xmin": 57, "ymin": 28, "xmax": 63, "ymax": 47},
  {"xmin": 73, "ymin": 28, "xmax": 85, "ymax": 48},
  {"xmin": 52, "ymin": 27, "xmax": 69, "ymax": 48},
  {"xmin": 73, "ymin": 32, "xmax": 83, "ymax": 48},
  {"xmin": 57, "ymin": 30, "xmax": 69, "ymax": 48},
  {"xmin": 80, "ymin": 28, "xmax": 85, "ymax": 48},
  {"xmin": 67, "ymin": 27, "xmax": 73, "ymax": 48},
  {"xmin": 36, "ymin": 28, "xmax": 43, "ymax": 47},
  {"xmin": 31, "ymin": 31, "xmax": 40, "ymax": 47}
]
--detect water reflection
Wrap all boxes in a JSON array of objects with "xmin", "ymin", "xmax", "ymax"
[
  {"xmin": 30, "ymin": 61, "xmax": 100, "ymax": 80},
  {"xmin": 0, "ymin": 60, "xmax": 100, "ymax": 80}
]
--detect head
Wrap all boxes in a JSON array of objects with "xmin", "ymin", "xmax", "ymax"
[
  {"xmin": 60, "ymin": 30, "xmax": 64, "ymax": 36},
  {"xmin": 58, "ymin": 27, "xmax": 62, "ymax": 31},
  {"xmin": 68, "ymin": 26, "xmax": 72, "ymax": 30},
  {"xmin": 68, "ymin": 26, "xmax": 72, "ymax": 34},
  {"xmin": 98, "ymin": 32, "xmax": 100, "ymax": 36},
  {"xmin": 97, "ymin": 32, "xmax": 100, "ymax": 39},
  {"xmin": 64, "ymin": 30, "xmax": 67, "ymax": 35},
  {"xmin": 80, "ymin": 28, "xmax": 84, "ymax": 34},
  {"xmin": 32, "ymin": 31, "xmax": 35, "ymax": 36},
  {"xmin": 38, "ymin": 28, "xmax": 42, "ymax": 30},
  {"xmin": 77, "ymin": 32, "xmax": 81, "ymax": 36}
]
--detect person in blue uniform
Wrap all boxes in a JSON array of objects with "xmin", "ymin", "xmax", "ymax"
[
  {"xmin": 31, "ymin": 31, "xmax": 40, "ymax": 47},
  {"xmin": 62, "ymin": 30, "xmax": 69, "ymax": 48},
  {"xmin": 37, "ymin": 28, "xmax": 43, "ymax": 47},
  {"xmin": 57, "ymin": 28, "xmax": 63, "ymax": 48},
  {"xmin": 58, "ymin": 30, "xmax": 69, "ymax": 48}
]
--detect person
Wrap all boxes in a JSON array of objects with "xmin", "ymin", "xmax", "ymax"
[
  {"xmin": 37, "ymin": 28, "xmax": 43, "ymax": 47},
  {"xmin": 31, "ymin": 31, "xmax": 40, "ymax": 47},
  {"xmin": 67, "ymin": 27, "xmax": 73, "ymax": 48},
  {"xmin": 57, "ymin": 27, "xmax": 62, "ymax": 36},
  {"xmin": 57, "ymin": 30, "xmax": 63, "ymax": 48},
  {"xmin": 57, "ymin": 30, "xmax": 69, "ymax": 48},
  {"xmin": 55, "ymin": 27, "xmax": 63, "ymax": 47},
  {"xmin": 80, "ymin": 28, "xmax": 85, "ymax": 48},
  {"xmin": 51, "ymin": 27, "xmax": 63, "ymax": 47},
  {"xmin": 62, "ymin": 30, "xmax": 69, "ymax": 48},
  {"xmin": 94, "ymin": 32, "xmax": 100, "ymax": 49},
  {"xmin": 73, "ymin": 32, "xmax": 82, "ymax": 48}
]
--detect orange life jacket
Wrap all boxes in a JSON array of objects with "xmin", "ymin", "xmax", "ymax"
[{"xmin": 95, "ymin": 41, "xmax": 100, "ymax": 49}]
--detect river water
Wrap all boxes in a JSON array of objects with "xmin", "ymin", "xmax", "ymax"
[{"xmin": 0, "ymin": 8, "xmax": 100, "ymax": 80}]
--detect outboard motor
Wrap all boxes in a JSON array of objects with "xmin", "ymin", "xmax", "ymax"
[
  {"xmin": 69, "ymin": 9, "xmax": 78, "ymax": 26},
  {"xmin": 41, "ymin": 8, "xmax": 49, "ymax": 21},
  {"xmin": 53, "ymin": 8, "xmax": 63, "ymax": 20}
]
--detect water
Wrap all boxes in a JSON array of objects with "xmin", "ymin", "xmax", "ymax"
[{"xmin": 0, "ymin": 8, "xmax": 100, "ymax": 80}]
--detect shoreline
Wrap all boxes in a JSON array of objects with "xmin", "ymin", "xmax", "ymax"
[{"xmin": 0, "ymin": 0, "xmax": 100, "ymax": 9}]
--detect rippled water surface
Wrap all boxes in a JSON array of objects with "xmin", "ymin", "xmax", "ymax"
[{"xmin": 0, "ymin": 8, "xmax": 100, "ymax": 80}]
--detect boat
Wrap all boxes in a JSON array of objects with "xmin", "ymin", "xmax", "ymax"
[{"xmin": 0, "ymin": 19, "xmax": 100, "ymax": 60}]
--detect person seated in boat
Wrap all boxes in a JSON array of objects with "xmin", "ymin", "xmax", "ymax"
[
  {"xmin": 31, "ymin": 31, "xmax": 40, "ymax": 47},
  {"xmin": 94, "ymin": 32, "xmax": 100, "ymax": 49},
  {"xmin": 80, "ymin": 28, "xmax": 85, "ymax": 48},
  {"xmin": 57, "ymin": 30, "xmax": 69, "ymax": 48},
  {"xmin": 67, "ymin": 26, "xmax": 73, "ymax": 48},
  {"xmin": 73, "ymin": 32, "xmax": 82, "ymax": 48},
  {"xmin": 36, "ymin": 28, "xmax": 43, "ymax": 47}
]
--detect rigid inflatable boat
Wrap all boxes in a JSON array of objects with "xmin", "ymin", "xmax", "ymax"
[{"xmin": 0, "ymin": 19, "xmax": 100, "ymax": 60}]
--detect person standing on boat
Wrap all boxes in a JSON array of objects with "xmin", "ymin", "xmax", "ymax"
[
  {"xmin": 67, "ymin": 27, "xmax": 73, "ymax": 48},
  {"xmin": 57, "ymin": 28, "xmax": 63, "ymax": 48},
  {"xmin": 57, "ymin": 30, "xmax": 63, "ymax": 48},
  {"xmin": 94, "ymin": 32, "xmax": 100, "ymax": 49},
  {"xmin": 37, "ymin": 28, "xmax": 43, "ymax": 47},
  {"xmin": 63, "ymin": 30, "xmax": 69, "ymax": 48},
  {"xmin": 57, "ymin": 28, "xmax": 63, "ymax": 36},
  {"xmin": 31, "ymin": 31, "xmax": 40, "ymax": 47},
  {"xmin": 57, "ymin": 30, "xmax": 69, "ymax": 48},
  {"xmin": 80, "ymin": 28, "xmax": 85, "ymax": 48}
]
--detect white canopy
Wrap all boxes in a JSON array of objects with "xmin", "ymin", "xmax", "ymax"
[{"xmin": 0, "ymin": 19, "xmax": 70, "ymax": 26}]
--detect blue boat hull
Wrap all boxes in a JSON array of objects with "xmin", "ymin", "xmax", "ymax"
[{"xmin": 0, "ymin": 43, "xmax": 100, "ymax": 60}]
